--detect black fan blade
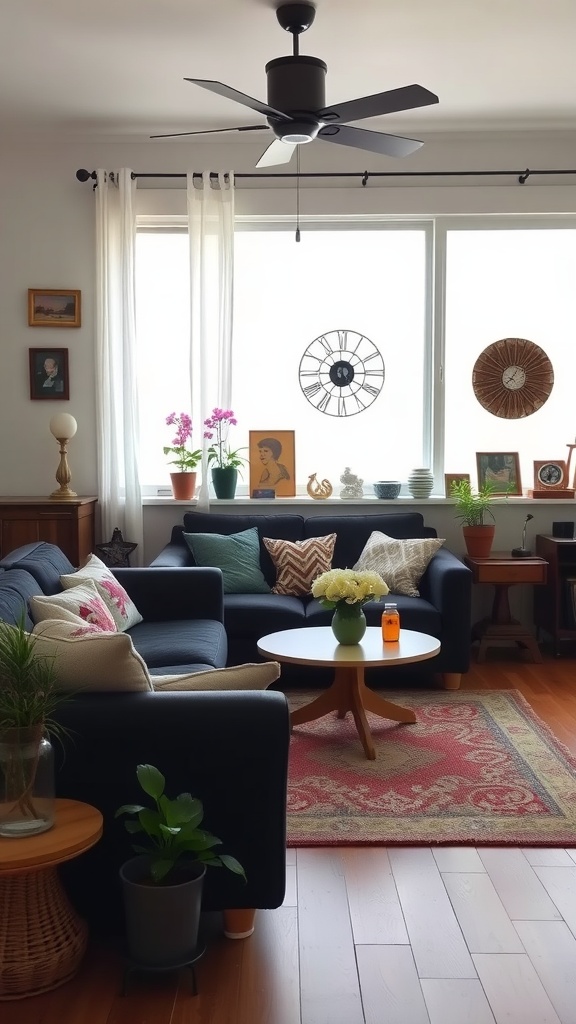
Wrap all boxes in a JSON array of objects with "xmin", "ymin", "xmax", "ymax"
[
  {"xmin": 317, "ymin": 84, "xmax": 438, "ymax": 124},
  {"xmin": 318, "ymin": 123, "xmax": 423, "ymax": 159},
  {"xmin": 256, "ymin": 139, "xmax": 297, "ymax": 168},
  {"xmin": 185, "ymin": 79, "xmax": 291, "ymax": 122},
  {"xmin": 151, "ymin": 125, "xmax": 269, "ymax": 140}
]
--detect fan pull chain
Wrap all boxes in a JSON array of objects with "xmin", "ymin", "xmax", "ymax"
[{"xmin": 295, "ymin": 148, "xmax": 301, "ymax": 242}]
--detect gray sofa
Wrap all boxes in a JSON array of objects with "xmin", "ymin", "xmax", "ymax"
[{"xmin": 152, "ymin": 510, "xmax": 473, "ymax": 689}]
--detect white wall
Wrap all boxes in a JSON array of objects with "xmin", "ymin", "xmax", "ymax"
[{"xmin": 1, "ymin": 128, "xmax": 575, "ymax": 629}]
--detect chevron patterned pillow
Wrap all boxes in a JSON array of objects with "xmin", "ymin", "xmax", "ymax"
[
  {"xmin": 263, "ymin": 534, "xmax": 336, "ymax": 596},
  {"xmin": 353, "ymin": 531, "xmax": 444, "ymax": 597}
]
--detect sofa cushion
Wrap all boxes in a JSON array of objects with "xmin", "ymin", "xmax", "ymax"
[
  {"xmin": 182, "ymin": 512, "xmax": 304, "ymax": 585},
  {"xmin": 263, "ymin": 534, "xmax": 336, "ymax": 596},
  {"xmin": 224, "ymin": 592, "xmax": 307, "ymax": 640},
  {"xmin": 0, "ymin": 569, "xmax": 40, "ymax": 630},
  {"xmin": 31, "ymin": 619, "xmax": 153, "ymax": 692},
  {"xmin": 304, "ymin": 513, "xmax": 432, "ymax": 570},
  {"xmin": 183, "ymin": 528, "xmax": 270, "ymax": 594},
  {"xmin": 60, "ymin": 554, "xmax": 143, "ymax": 632},
  {"xmin": 353, "ymin": 532, "xmax": 445, "ymax": 598},
  {"xmin": 30, "ymin": 579, "xmax": 118, "ymax": 631},
  {"xmin": 128, "ymin": 619, "xmax": 228, "ymax": 671},
  {"xmin": 0, "ymin": 541, "xmax": 75, "ymax": 595},
  {"xmin": 152, "ymin": 661, "xmax": 281, "ymax": 691}
]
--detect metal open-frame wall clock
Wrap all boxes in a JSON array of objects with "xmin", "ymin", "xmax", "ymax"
[
  {"xmin": 472, "ymin": 338, "xmax": 554, "ymax": 419},
  {"xmin": 298, "ymin": 329, "xmax": 384, "ymax": 417}
]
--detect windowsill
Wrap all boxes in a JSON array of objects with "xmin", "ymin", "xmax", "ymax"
[{"xmin": 142, "ymin": 495, "xmax": 576, "ymax": 507}]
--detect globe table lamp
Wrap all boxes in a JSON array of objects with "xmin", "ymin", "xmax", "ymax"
[{"xmin": 49, "ymin": 413, "xmax": 78, "ymax": 500}]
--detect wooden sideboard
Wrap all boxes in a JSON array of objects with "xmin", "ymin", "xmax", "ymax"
[{"xmin": 0, "ymin": 497, "xmax": 98, "ymax": 567}]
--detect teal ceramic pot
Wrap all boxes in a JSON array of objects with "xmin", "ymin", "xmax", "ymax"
[{"xmin": 211, "ymin": 467, "xmax": 238, "ymax": 499}]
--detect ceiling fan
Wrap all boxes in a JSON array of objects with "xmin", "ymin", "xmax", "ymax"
[{"xmin": 152, "ymin": 1, "xmax": 438, "ymax": 168}]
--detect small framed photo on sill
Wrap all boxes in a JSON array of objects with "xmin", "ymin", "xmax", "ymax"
[
  {"xmin": 29, "ymin": 348, "xmax": 70, "ymax": 400},
  {"xmin": 28, "ymin": 289, "xmax": 81, "ymax": 327},
  {"xmin": 476, "ymin": 451, "xmax": 522, "ymax": 496},
  {"xmin": 444, "ymin": 473, "xmax": 470, "ymax": 496},
  {"xmin": 249, "ymin": 431, "xmax": 296, "ymax": 497}
]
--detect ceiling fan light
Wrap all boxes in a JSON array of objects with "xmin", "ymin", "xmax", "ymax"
[{"xmin": 282, "ymin": 132, "xmax": 313, "ymax": 144}]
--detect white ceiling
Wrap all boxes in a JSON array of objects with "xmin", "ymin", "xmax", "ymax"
[{"xmin": 2, "ymin": 0, "xmax": 576, "ymax": 139}]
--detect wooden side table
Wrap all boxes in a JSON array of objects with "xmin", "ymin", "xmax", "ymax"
[
  {"xmin": 0, "ymin": 798, "xmax": 103, "ymax": 1000},
  {"xmin": 464, "ymin": 552, "xmax": 548, "ymax": 663}
]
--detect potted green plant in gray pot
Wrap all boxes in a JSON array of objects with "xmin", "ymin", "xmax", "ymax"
[
  {"xmin": 116, "ymin": 763, "xmax": 245, "ymax": 968},
  {"xmin": 450, "ymin": 478, "xmax": 497, "ymax": 558}
]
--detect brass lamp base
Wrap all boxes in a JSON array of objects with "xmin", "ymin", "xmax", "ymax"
[{"xmin": 49, "ymin": 487, "xmax": 78, "ymax": 501}]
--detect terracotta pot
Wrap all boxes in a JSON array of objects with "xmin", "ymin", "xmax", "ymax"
[
  {"xmin": 462, "ymin": 525, "xmax": 495, "ymax": 559},
  {"xmin": 170, "ymin": 472, "xmax": 196, "ymax": 501},
  {"xmin": 223, "ymin": 907, "xmax": 256, "ymax": 939}
]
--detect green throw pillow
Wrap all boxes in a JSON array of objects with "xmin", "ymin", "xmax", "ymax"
[{"xmin": 183, "ymin": 527, "xmax": 271, "ymax": 594}]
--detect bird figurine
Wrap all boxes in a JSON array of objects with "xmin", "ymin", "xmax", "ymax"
[{"xmin": 307, "ymin": 473, "xmax": 333, "ymax": 500}]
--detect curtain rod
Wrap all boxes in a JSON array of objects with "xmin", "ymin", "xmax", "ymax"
[{"xmin": 76, "ymin": 167, "xmax": 576, "ymax": 187}]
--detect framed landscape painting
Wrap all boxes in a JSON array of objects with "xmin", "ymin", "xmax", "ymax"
[
  {"xmin": 476, "ymin": 451, "xmax": 522, "ymax": 496},
  {"xmin": 249, "ymin": 431, "xmax": 296, "ymax": 497},
  {"xmin": 28, "ymin": 289, "xmax": 81, "ymax": 327}
]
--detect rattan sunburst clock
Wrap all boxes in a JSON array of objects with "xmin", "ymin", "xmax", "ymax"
[{"xmin": 472, "ymin": 338, "xmax": 554, "ymax": 419}]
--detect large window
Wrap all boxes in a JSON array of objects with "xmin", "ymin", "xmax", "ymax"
[{"xmin": 135, "ymin": 217, "xmax": 576, "ymax": 495}]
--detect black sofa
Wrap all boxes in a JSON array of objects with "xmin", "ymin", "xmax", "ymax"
[
  {"xmin": 0, "ymin": 541, "xmax": 290, "ymax": 934},
  {"xmin": 152, "ymin": 510, "xmax": 472, "ymax": 689}
]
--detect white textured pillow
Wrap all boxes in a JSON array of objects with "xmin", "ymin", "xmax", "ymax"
[
  {"xmin": 152, "ymin": 661, "xmax": 281, "ymax": 691},
  {"xmin": 31, "ymin": 620, "xmax": 152, "ymax": 692},
  {"xmin": 353, "ymin": 531, "xmax": 445, "ymax": 598},
  {"xmin": 30, "ymin": 579, "xmax": 117, "ymax": 632},
  {"xmin": 60, "ymin": 554, "xmax": 143, "ymax": 632}
]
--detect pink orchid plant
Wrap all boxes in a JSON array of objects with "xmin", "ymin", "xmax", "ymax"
[
  {"xmin": 204, "ymin": 408, "xmax": 248, "ymax": 472},
  {"xmin": 163, "ymin": 412, "xmax": 202, "ymax": 473}
]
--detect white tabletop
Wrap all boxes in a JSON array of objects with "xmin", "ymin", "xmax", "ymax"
[{"xmin": 257, "ymin": 627, "xmax": 440, "ymax": 669}]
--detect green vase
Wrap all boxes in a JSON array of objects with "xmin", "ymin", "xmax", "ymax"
[
  {"xmin": 331, "ymin": 603, "xmax": 367, "ymax": 645},
  {"xmin": 211, "ymin": 466, "xmax": 238, "ymax": 499}
]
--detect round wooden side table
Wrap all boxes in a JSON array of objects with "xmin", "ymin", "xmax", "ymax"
[{"xmin": 0, "ymin": 798, "xmax": 103, "ymax": 1000}]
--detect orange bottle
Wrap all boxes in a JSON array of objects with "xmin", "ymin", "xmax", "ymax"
[{"xmin": 382, "ymin": 602, "xmax": 400, "ymax": 642}]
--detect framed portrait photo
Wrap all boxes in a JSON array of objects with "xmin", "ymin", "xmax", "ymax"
[
  {"xmin": 28, "ymin": 289, "xmax": 81, "ymax": 327},
  {"xmin": 249, "ymin": 431, "xmax": 296, "ymax": 497},
  {"xmin": 476, "ymin": 451, "xmax": 522, "ymax": 496},
  {"xmin": 444, "ymin": 473, "xmax": 471, "ymax": 496},
  {"xmin": 29, "ymin": 348, "xmax": 70, "ymax": 401}
]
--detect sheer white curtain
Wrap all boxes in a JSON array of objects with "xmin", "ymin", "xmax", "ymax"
[
  {"xmin": 94, "ymin": 168, "xmax": 143, "ymax": 561},
  {"xmin": 187, "ymin": 171, "xmax": 235, "ymax": 511}
]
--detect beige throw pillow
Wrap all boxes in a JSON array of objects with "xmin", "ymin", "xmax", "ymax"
[
  {"xmin": 152, "ymin": 661, "xmax": 281, "ymax": 691},
  {"xmin": 263, "ymin": 534, "xmax": 336, "ymax": 596},
  {"xmin": 31, "ymin": 620, "xmax": 153, "ymax": 692},
  {"xmin": 60, "ymin": 553, "xmax": 143, "ymax": 632},
  {"xmin": 353, "ymin": 531, "xmax": 445, "ymax": 597},
  {"xmin": 30, "ymin": 579, "xmax": 117, "ymax": 632}
]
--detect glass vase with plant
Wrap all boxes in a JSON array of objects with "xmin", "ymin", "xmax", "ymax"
[
  {"xmin": 163, "ymin": 412, "xmax": 202, "ymax": 473},
  {"xmin": 0, "ymin": 618, "xmax": 66, "ymax": 836}
]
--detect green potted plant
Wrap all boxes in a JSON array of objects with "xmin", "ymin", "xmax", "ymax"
[
  {"xmin": 204, "ymin": 407, "xmax": 248, "ymax": 498},
  {"xmin": 450, "ymin": 478, "xmax": 496, "ymax": 557},
  {"xmin": 116, "ymin": 763, "xmax": 245, "ymax": 967},
  {"xmin": 0, "ymin": 618, "xmax": 65, "ymax": 837}
]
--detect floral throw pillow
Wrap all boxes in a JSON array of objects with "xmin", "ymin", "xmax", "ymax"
[
  {"xmin": 263, "ymin": 534, "xmax": 336, "ymax": 596},
  {"xmin": 353, "ymin": 531, "xmax": 445, "ymax": 597},
  {"xmin": 32, "ymin": 620, "xmax": 152, "ymax": 692},
  {"xmin": 60, "ymin": 554, "xmax": 143, "ymax": 632},
  {"xmin": 30, "ymin": 579, "xmax": 117, "ymax": 632}
]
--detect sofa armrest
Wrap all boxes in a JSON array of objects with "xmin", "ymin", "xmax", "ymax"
[
  {"xmin": 54, "ymin": 689, "xmax": 290, "ymax": 932},
  {"xmin": 149, "ymin": 541, "xmax": 192, "ymax": 568},
  {"xmin": 112, "ymin": 566, "xmax": 224, "ymax": 623},
  {"xmin": 420, "ymin": 547, "xmax": 472, "ymax": 671}
]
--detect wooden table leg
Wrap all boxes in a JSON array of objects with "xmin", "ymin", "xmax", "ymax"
[{"xmin": 290, "ymin": 667, "xmax": 416, "ymax": 759}]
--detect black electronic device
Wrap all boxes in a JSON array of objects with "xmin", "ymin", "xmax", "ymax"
[{"xmin": 511, "ymin": 514, "xmax": 534, "ymax": 558}]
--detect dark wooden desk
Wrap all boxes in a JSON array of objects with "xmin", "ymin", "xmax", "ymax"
[{"xmin": 464, "ymin": 552, "xmax": 548, "ymax": 663}]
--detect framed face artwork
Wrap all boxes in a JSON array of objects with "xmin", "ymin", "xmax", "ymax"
[
  {"xmin": 249, "ymin": 431, "xmax": 296, "ymax": 497},
  {"xmin": 29, "ymin": 348, "xmax": 70, "ymax": 400},
  {"xmin": 476, "ymin": 452, "xmax": 522, "ymax": 496}
]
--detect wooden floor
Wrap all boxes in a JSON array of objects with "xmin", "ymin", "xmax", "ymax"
[{"xmin": 10, "ymin": 653, "xmax": 576, "ymax": 1024}]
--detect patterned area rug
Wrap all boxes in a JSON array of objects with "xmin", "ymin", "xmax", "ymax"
[{"xmin": 286, "ymin": 689, "xmax": 576, "ymax": 846}]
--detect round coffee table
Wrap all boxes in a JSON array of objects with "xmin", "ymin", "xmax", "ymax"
[
  {"xmin": 0, "ymin": 798, "xmax": 103, "ymax": 1000},
  {"xmin": 258, "ymin": 627, "xmax": 440, "ymax": 760}
]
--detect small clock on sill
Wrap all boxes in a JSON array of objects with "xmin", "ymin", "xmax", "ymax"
[{"xmin": 529, "ymin": 460, "xmax": 575, "ymax": 499}]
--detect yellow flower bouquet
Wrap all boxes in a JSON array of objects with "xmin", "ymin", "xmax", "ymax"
[{"xmin": 311, "ymin": 567, "xmax": 389, "ymax": 609}]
